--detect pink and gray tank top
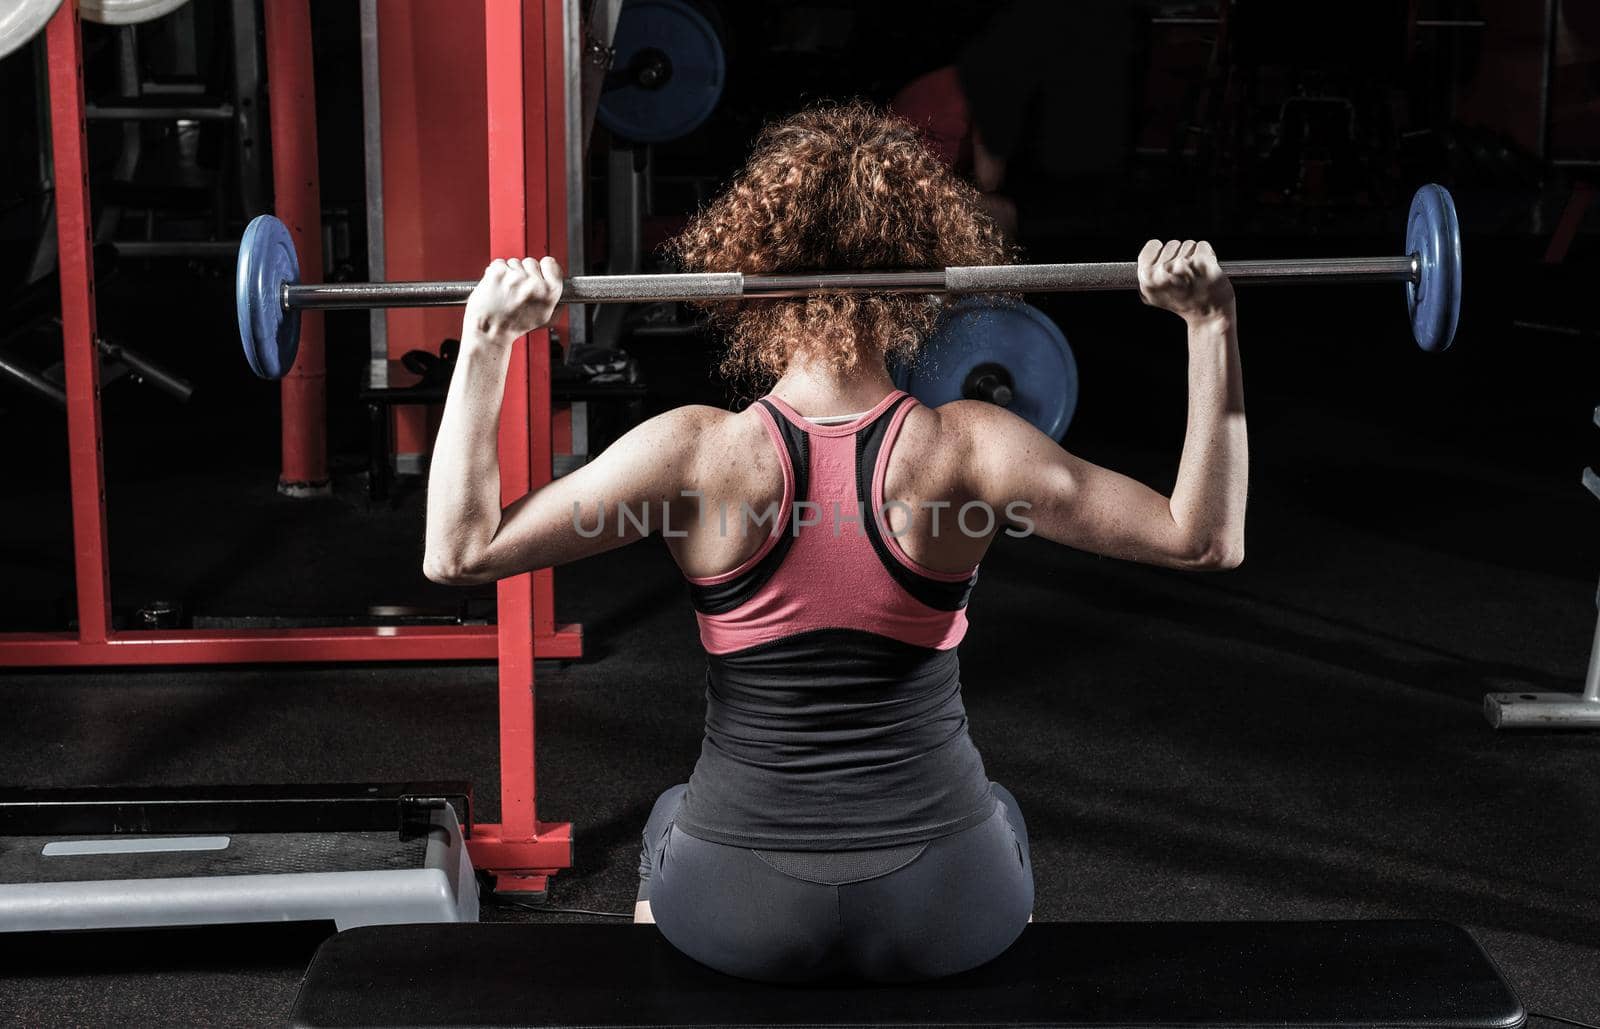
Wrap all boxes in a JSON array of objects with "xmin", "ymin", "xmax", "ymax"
[{"xmin": 673, "ymin": 391, "xmax": 997, "ymax": 851}]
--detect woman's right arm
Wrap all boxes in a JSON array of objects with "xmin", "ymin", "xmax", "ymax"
[{"xmin": 958, "ymin": 239, "xmax": 1247, "ymax": 571}]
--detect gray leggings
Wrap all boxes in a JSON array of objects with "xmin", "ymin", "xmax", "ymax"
[{"xmin": 636, "ymin": 783, "xmax": 1033, "ymax": 983}]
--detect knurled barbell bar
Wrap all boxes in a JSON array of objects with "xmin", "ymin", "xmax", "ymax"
[{"xmin": 236, "ymin": 184, "xmax": 1461, "ymax": 432}]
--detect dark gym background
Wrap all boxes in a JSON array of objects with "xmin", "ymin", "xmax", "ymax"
[{"xmin": 3, "ymin": 1, "xmax": 1599, "ymax": 1026}]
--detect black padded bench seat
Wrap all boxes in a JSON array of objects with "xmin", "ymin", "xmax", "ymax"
[{"xmin": 289, "ymin": 920, "xmax": 1524, "ymax": 1028}]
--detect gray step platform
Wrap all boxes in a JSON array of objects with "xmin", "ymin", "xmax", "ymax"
[
  {"xmin": 289, "ymin": 919, "xmax": 1525, "ymax": 1028},
  {"xmin": 0, "ymin": 803, "xmax": 476, "ymax": 932}
]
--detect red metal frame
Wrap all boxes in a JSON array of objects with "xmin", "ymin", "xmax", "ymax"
[
  {"xmin": 0, "ymin": 626, "xmax": 581, "ymax": 666},
  {"xmin": 1, "ymin": 0, "xmax": 582, "ymax": 671},
  {"xmin": 533, "ymin": 0, "xmax": 566, "ymax": 644},
  {"xmin": 13, "ymin": 0, "xmax": 580, "ymax": 896},
  {"xmin": 464, "ymin": 0, "xmax": 574, "ymax": 894},
  {"xmin": 44, "ymin": 1, "xmax": 110, "ymax": 651}
]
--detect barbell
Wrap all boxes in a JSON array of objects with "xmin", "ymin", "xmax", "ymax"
[{"xmin": 236, "ymin": 184, "xmax": 1460, "ymax": 434}]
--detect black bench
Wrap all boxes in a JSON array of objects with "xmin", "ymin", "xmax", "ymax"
[{"xmin": 289, "ymin": 920, "xmax": 1524, "ymax": 1028}]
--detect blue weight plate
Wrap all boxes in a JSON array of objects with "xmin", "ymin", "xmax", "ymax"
[
  {"xmin": 1405, "ymin": 183, "xmax": 1461, "ymax": 353},
  {"xmin": 597, "ymin": 0, "xmax": 725, "ymax": 144},
  {"xmin": 897, "ymin": 298, "xmax": 1079, "ymax": 440},
  {"xmin": 236, "ymin": 214, "xmax": 301, "ymax": 380}
]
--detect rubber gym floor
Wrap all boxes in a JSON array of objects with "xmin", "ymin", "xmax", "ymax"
[{"xmin": 2, "ymin": 230, "xmax": 1597, "ymax": 1026}]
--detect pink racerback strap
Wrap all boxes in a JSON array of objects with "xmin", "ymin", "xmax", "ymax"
[{"xmin": 692, "ymin": 391, "xmax": 972, "ymax": 655}]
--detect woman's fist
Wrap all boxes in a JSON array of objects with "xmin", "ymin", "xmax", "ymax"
[
  {"xmin": 465, "ymin": 256, "xmax": 564, "ymax": 340},
  {"xmin": 1136, "ymin": 240, "xmax": 1235, "ymax": 325}
]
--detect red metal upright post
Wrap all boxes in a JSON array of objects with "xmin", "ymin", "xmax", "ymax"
[
  {"xmin": 46, "ymin": 1, "xmax": 112, "ymax": 646},
  {"xmin": 529, "ymin": 0, "xmax": 567, "ymax": 642},
  {"xmin": 467, "ymin": 0, "xmax": 573, "ymax": 894},
  {"xmin": 489, "ymin": 0, "xmax": 538, "ymax": 864},
  {"xmin": 263, "ymin": 0, "xmax": 329, "ymax": 494}
]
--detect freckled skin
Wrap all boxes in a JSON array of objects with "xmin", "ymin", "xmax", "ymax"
[{"xmin": 423, "ymin": 241, "xmax": 1247, "ymax": 586}]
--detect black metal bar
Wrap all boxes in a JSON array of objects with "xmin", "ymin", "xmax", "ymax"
[
  {"xmin": 0, "ymin": 351, "xmax": 67, "ymax": 406},
  {"xmin": 114, "ymin": 239, "xmax": 240, "ymax": 259},
  {"xmin": 85, "ymin": 102, "xmax": 236, "ymax": 121},
  {"xmin": 97, "ymin": 337, "xmax": 194, "ymax": 402},
  {"xmin": 1538, "ymin": 0, "xmax": 1558, "ymax": 161}
]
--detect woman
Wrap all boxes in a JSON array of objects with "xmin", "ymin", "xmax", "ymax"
[{"xmin": 424, "ymin": 103, "xmax": 1246, "ymax": 983}]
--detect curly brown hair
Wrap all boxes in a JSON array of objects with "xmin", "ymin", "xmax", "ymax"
[{"xmin": 667, "ymin": 102, "xmax": 1013, "ymax": 388}]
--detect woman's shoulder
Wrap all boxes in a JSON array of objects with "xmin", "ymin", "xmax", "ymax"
[
  {"xmin": 638, "ymin": 403, "xmax": 746, "ymax": 440},
  {"xmin": 892, "ymin": 398, "xmax": 1044, "ymax": 496},
  {"xmin": 654, "ymin": 403, "xmax": 782, "ymax": 474},
  {"xmin": 905, "ymin": 398, "xmax": 1038, "ymax": 453},
  {"xmin": 897, "ymin": 398, "xmax": 993, "ymax": 456}
]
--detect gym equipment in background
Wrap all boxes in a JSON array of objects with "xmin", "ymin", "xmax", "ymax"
[
  {"xmin": 0, "ymin": 784, "xmax": 479, "ymax": 932},
  {"xmin": 78, "ymin": 0, "xmax": 190, "ymax": 25},
  {"xmin": 1405, "ymin": 184, "xmax": 1461, "ymax": 355},
  {"xmin": 1485, "ymin": 414, "xmax": 1600, "ymax": 729},
  {"xmin": 596, "ymin": 0, "xmax": 725, "ymax": 144},
  {"xmin": 0, "ymin": 0, "xmax": 61, "ymax": 60},
  {"xmin": 0, "ymin": 243, "xmax": 194, "ymax": 407},
  {"xmin": 895, "ymin": 299, "xmax": 1079, "ymax": 440}
]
